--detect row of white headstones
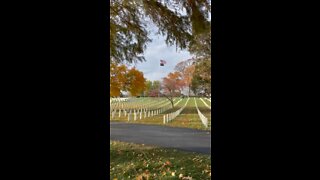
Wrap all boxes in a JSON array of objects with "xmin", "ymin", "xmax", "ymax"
[
  {"xmin": 110, "ymin": 97, "xmax": 183, "ymax": 114},
  {"xmin": 194, "ymin": 98, "xmax": 209, "ymax": 128},
  {"xmin": 111, "ymin": 97, "xmax": 211, "ymax": 127},
  {"xmin": 110, "ymin": 98, "xmax": 181, "ymax": 121},
  {"xmin": 110, "ymin": 98, "xmax": 175, "ymax": 111},
  {"xmin": 111, "ymin": 99, "xmax": 185, "ymax": 123},
  {"xmin": 200, "ymin": 98, "xmax": 211, "ymax": 109},
  {"xmin": 110, "ymin": 98, "xmax": 128, "ymax": 103},
  {"xmin": 163, "ymin": 98, "xmax": 190, "ymax": 124},
  {"xmin": 111, "ymin": 108, "xmax": 166, "ymax": 121}
]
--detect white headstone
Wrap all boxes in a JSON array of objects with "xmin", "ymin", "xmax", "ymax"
[{"xmin": 111, "ymin": 111, "xmax": 115, "ymax": 119}]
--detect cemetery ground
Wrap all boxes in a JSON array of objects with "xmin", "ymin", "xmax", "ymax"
[
  {"xmin": 110, "ymin": 97, "xmax": 211, "ymax": 131},
  {"xmin": 110, "ymin": 141, "xmax": 211, "ymax": 180},
  {"xmin": 110, "ymin": 97, "xmax": 212, "ymax": 179}
]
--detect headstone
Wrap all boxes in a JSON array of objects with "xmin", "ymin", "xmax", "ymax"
[{"xmin": 112, "ymin": 111, "xmax": 115, "ymax": 119}]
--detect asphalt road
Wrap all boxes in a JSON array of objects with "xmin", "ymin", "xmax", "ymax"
[{"xmin": 110, "ymin": 122, "xmax": 211, "ymax": 154}]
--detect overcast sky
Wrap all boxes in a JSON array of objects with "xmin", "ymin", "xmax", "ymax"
[
  {"xmin": 126, "ymin": 3, "xmax": 211, "ymax": 82},
  {"xmin": 131, "ymin": 23, "xmax": 193, "ymax": 82}
]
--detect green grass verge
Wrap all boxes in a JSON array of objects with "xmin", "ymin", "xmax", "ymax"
[
  {"xmin": 110, "ymin": 141, "xmax": 211, "ymax": 180},
  {"xmin": 167, "ymin": 98, "xmax": 208, "ymax": 130}
]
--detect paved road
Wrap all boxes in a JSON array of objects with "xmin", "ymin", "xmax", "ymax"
[{"xmin": 110, "ymin": 122, "xmax": 211, "ymax": 154}]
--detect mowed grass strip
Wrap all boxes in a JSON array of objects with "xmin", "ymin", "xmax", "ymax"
[
  {"xmin": 203, "ymin": 98, "xmax": 211, "ymax": 107},
  {"xmin": 167, "ymin": 98, "xmax": 208, "ymax": 130},
  {"xmin": 110, "ymin": 141, "xmax": 211, "ymax": 180},
  {"xmin": 195, "ymin": 98, "xmax": 211, "ymax": 129}
]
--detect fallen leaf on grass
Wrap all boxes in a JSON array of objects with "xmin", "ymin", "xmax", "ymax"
[
  {"xmin": 165, "ymin": 161, "xmax": 172, "ymax": 166},
  {"xmin": 136, "ymin": 172, "xmax": 150, "ymax": 180},
  {"xmin": 182, "ymin": 176, "xmax": 193, "ymax": 180}
]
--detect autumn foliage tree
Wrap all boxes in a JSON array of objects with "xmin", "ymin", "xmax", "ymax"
[
  {"xmin": 144, "ymin": 80, "xmax": 161, "ymax": 97},
  {"xmin": 126, "ymin": 67, "xmax": 146, "ymax": 96},
  {"xmin": 174, "ymin": 58, "xmax": 196, "ymax": 96},
  {"xmin": 162, "ymin": 72, "xmax": 184, "ymax": 108},
  {"xmin": 110, "ymin": 62, "xmax": 127, "ymax": 97},
  {"xmin": 110, "ymin": 62, "xmax": 146, "ymax": 97}
]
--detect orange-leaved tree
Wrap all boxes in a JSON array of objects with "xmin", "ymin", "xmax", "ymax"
[
  {"xmin": 162, "ymin": 72, "xmax": 185, "ymax": 108},
  {"xmin": 125, "ymin": 67, "xmax": 146, "ymax": 96},
  {"xmin": 110, "ymin": 62, "xmax": 146, "ymax": 97},
  {"xmin": 110, "ymin": 62, "xmax": 127, "ymax": 97},
  {"xmin": 174, "ymin": 59, "xmax": 196, "ymax": 96}
]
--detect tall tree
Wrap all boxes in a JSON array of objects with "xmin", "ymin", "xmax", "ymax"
[
  {"xmin": 174, "ymin": 58, "xmax": 196, "ymax": 96},
  {"xmin": 110, "ymin": 62, "xmax": 128, "ymax": 97},
  {"xmin": 188, "ymin": 23, "xmax": 211, "ymax": 59},
  {"xmin": 110, "ymin": 0, "xmax": 211, "ymax": 63},
  {"xmin": 144, "ymin": 80, "xmax": 161, "ymax": 97},
  {"xmin": 144, "ymin": 80, "xmax": 153, "ymax": 96},
  {"xmin": 162, "ymin": 72, "xmax": 184, "ymax": 108},
  {"xmin": 191, "ymin": 58, "xmax": 211, "ymax": 97}
]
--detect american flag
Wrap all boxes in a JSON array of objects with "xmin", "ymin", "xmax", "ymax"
[{"xmin": 160, "ymin": 59, "xmax": 167, "ymax": 64}]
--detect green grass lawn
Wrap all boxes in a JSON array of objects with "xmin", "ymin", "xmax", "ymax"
[
  {"xmin": 167, "ymin": 98, "xmax": 208, "ymax": 130},
  {"xmin": 202, "ymin": 98, "xmax": 211, "ymax": 107},
  {"xmin": 110, "ymin": 141, "xmax": 211, "ymax": 180}
]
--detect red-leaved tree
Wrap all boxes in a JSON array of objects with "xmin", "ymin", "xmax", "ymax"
[{"xmin": 162, "ymin": 72, "xmax": 185, "ymax": 108}]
